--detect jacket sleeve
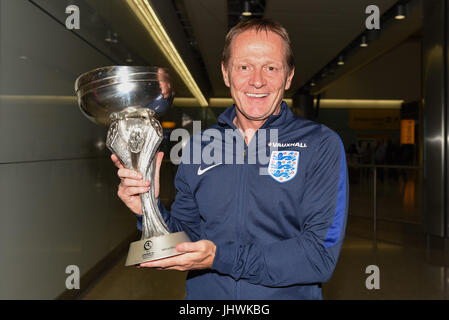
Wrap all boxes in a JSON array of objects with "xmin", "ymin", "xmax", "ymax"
[{"xmin": 211, "ymin": 127, "xmax": 349, "ymax": 287}]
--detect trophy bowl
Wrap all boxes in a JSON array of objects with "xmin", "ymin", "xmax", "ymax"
[
  {"xmin": 75, "ymin": 66, "xmax": 173, "ymax": 126},
  {"xmin": 75, "ymin": 66, "xmax": 190, "ymax": 266}
]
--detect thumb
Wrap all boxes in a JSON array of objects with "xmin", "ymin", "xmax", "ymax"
[{"xmin": 111, "ymin": 153, "xmax": 124, "ymax": 169}]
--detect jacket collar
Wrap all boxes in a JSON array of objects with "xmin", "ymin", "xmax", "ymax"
[{"xmin": 217, "ymin": 101, "xmax": 294, "ymax": 129}]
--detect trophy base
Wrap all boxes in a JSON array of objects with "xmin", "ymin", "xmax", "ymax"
[{"xmin": 125, "ymin": 231, "xmax": 191, "ymax": 266}]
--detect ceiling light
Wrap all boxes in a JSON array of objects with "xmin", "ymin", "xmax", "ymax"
[
  {"xmin": 337, "ymin": 55, "xmax": 345, "ymax": 66},
  {"xmin": 310, "ymin": 80, "xmax": 316, "ymax": 87},
  {"xmin": 105, "ymin": 30, "xmax": 112, "ymax": 42},
  {"xmin": 395, "ymin": 4, "xmax": 406, "ymax": 20},
  {"xmin": 314, "ymin": 99, "xmax": 404, "ymax": 109},
  {"xmin": 360, "ymin": 35, "xmax": 368, "ymax": 47},
  {"xmin": 126, "ymin": 54, "xmax": 133, "ymax": 63},
  {"xmin": 111, "ymin": 32, "xmax": 119, "ymax": 44},
  {"xmin": 242, "ymin": 1, "xmax": 252, "ymax": 16},
  {"xmin": 126, "ymin": 0, "xmax": 208, "ymax": 107}
]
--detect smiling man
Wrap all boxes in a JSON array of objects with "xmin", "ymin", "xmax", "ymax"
[
  {"xmin": 112, "ymin": 19, "xmax": 349, "ymax": 300},
  {"xmin": 222, "ymin": 25, "xmax": 294, "ymax": 134}
]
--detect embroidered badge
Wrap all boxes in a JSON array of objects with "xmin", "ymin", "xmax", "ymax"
[{"xmin": 268, "ymin": 151, "xmax": 299, "ymax": 183}]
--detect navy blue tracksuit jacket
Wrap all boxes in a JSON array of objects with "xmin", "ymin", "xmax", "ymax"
[{"xmin": 137, "ymin": 102, "xmax": 349, "ymax": 299}]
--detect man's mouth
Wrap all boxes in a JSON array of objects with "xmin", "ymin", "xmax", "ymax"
[{"xmin": 245, "ymin": 93, "xmax": 269, "ymax": 98}]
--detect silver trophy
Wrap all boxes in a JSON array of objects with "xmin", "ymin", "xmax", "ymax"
[{"xmin": 75, "ymin": 66, "xmax": 190, "ymax": 266}]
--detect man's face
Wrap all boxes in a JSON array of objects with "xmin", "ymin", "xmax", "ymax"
[{"xmin": 221, "ymin": 29, "xmax": 294, "ymax": 121}]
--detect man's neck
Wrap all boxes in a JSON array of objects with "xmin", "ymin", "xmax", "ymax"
[
  {"xmin": 232, "ymin": 105, "xmax": 282, "ymax": 145},
  {"xmin": 233, "ymin": 114, "xmax": 265, "ymax": 132}
]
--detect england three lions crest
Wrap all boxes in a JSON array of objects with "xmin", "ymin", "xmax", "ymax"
[{"xmin": 268, "ymin": 151, "xmax": 299, "ymax": 183}]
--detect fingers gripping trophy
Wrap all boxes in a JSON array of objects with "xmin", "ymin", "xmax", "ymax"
[{"xmin": 75, "ymin": 66, "xmax": 190, "ymax": 266}]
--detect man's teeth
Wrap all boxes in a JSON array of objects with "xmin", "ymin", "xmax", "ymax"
[{"xmin": 246, "ymin": 93, "xmax": 269, "ymax": 98}]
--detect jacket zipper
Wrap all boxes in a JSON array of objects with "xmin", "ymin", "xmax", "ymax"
[{"xmin": 237, "ymin": 139, "xmax": 250, "ymax": 300}]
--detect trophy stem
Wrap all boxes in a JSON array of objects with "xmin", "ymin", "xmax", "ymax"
[
  {"xmin": 106, "ymin": 107, "xmax": 171, "ymax": 239},
  {"xmin": 140, "ymin": 156, "xmax": 170, "ymax": 239},
  {"xmin": 106, "ymin": 110, "xmax": 191, "ymax": 267}
]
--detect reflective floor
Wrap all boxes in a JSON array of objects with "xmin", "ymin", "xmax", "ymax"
[
  {"xmin": 323, "ymin": 235, "xmax": 449, "ymax": 299},
  {"xmin": 81, "ymin": 233, "xmax": 449, "ymax": 300},
  {"xmin": 81, "ymin": 254, "xmax": 187, "ymax": 300}
]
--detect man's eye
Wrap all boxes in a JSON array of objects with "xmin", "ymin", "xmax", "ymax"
[
  {"xmin": 267, "ymin": 66, "xmax": 276, "ymax": 71},
  {"xmin": 239, "ymin": 65, "xmax": 249, "ymax": 70}
]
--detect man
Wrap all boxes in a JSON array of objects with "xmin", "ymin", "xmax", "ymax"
[{"xmin": 112, "ymin": 19, "xmax": 349, "ymax": 299}]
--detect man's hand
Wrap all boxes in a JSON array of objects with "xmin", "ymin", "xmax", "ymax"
[
  {"xmin": 111, "ymin": 152, "xmax": 164, "ymax": 215},
  {"xmin": 139, "ymin": 240, "xmax": 216, "ymax": 271}
]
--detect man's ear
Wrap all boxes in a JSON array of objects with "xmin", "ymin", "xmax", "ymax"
[
  {"xmin": 221, "ymin": 62, "xmax": 230, "ymax": 88},
  {"xmin": 284, "ymin": 67, "xmax": 295, "ymax": 90}
]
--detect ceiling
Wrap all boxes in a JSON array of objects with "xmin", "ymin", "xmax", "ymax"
[
  {"xmin": 265, "ymin": 0, "xmax": 400, "ymax": 95},
  {"xmin": 88, "ymin": 0, "xmax": 422, "ymax": 102},
  {"xmin": 184, "ymin": 0, "xmax": 410, "ymax": 98}
]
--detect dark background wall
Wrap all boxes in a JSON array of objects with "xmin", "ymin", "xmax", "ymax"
[{"xmin": 0, "ymin": 0, "xmax": 136, "ymax": 299}]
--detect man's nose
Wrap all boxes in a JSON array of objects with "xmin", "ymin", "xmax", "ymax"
[{"xmin": 249, "ymin": 69, "xmax": 266, "ymax": 88}]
